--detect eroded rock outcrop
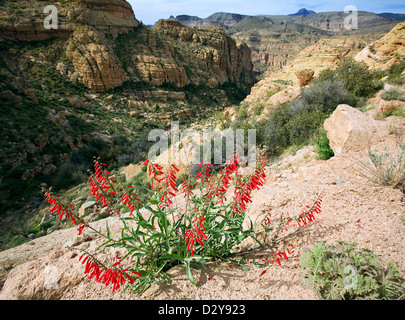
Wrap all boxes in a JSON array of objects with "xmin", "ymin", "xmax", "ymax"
[
  {"xmin": 65, "ymin": 27, "xmax": 127, "ymax": 92},
  {"xmin": 152, "ymin": 20, "xmax": 254, "ymax": 90},
  {"xmin": 0, "ymin": 1, "xmax": 255, "ymax": 93},
  {"xmin": 355, "ymin": 22, "xmax": 405, "ymax": 69},
  {"xmin": 0, "ymin": 0, "xmax": 139, "ymax": 42}
]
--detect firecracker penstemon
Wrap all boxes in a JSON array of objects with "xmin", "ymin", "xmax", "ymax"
[{"xmin": 41, "ymin": 155, "xmax": 324, "ymax": 294}]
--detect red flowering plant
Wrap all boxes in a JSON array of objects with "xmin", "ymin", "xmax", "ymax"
[{"xmin": 41, "ymin": 155, "xmax": 323, "ymax": 294}]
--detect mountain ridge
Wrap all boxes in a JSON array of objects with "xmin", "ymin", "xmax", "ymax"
[
  {"xmin": 172, "ymin": 10, "xmax": 403, "ymax": 31},
  {"xmin": 288, "ymin": 8, "xmax": 316, "ymax": 16}
]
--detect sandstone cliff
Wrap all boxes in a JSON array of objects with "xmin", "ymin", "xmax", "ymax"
[
  {"xmin": 0, "ymin": 1, "xmax": 255, "ymax": 93},
  {"xmin": 0, "ymin": 0, "xmax": 139, "ymax": 42},
  {"xmin": 355, "ymin": 21, "xmax": 405, "ymax": 69}
]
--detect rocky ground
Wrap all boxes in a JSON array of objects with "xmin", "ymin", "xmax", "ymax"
[{"xmin": 0, "ymin": 105, "xmax": 404, "ymax": 300}]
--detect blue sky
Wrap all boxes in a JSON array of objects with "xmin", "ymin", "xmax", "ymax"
[{"xmin": 128, "ymin": 0, "xmax": 405, "ymax": 25}]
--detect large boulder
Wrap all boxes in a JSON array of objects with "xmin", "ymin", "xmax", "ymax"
[{"xmin": 323, "ymin": 104, "xmax": 381, "ymax": 155}]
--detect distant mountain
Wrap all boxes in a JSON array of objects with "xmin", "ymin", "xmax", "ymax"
[
  {"xmin": 377, "ymin": 13, "xmax": 405, "ymax": 21},
  {"xmin": 172, "ymin": 10, "xmax": 400, "ymax": 77},
  {"xmin": 289, "ymin": 8, "xmax": 316, "ymax": 16},
  {"xmin": 173, "ymin": 10, "xmax": 400, "ymax": 32},
  {"xmin": 175, "ymin": 14, "xmax": 202, "ymax": 24},
  {"xmin": 173, "ymin": 12, "xmax": 249, "ymax": 28}
]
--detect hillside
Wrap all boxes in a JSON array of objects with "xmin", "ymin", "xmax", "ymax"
[
  {"xmin": 173, "ymin": 10, "xmax": 400, "ymax": 76},
  {"xmin": 0, "ymin": 105, "xmax": 404, "ymax": 300},
  {"xmin": 0, "ymin": 0, "xmax": 255, "ymax": 250},
  {"xmin": 355, "ymin": 21, "xmax": 405, "ymax": 69}
]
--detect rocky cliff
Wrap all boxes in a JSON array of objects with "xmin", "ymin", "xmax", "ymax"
[
  {"xmin": 152, "ymin": 20, "xmax": 254, "ymax": 90},
  {"xmin": 355, "ymin": 21, "xmax": 405, "ymax": 69},
  {"xmin": 174, "ymin": 11, "xmax": 399, "ymax": 76},
  {"xmin": 0, "ymin": 1, "xmax": 255, "ymax": 93},
  {"xmin": 0, "ymin": 0, "xmax": 139, "ymax": 42}
]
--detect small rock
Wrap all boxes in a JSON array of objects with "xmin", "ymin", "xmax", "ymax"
[{"xmin": 78, "ymin": 201, "xmax": 96, "ymax": 217}]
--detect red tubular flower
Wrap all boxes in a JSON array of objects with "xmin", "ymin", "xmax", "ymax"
[
  {"xmin": 184, "ymin": 215, "xmax": 207, "ymax": 256},
  {"xmin": 79, "ymin": 255, "xmax": 141, "ymax": 293},
  {"xmin": 44, "ymin": 191, "xmax": 76, "ymax": 226},
  {"xmin": 77, "ymin": 225, "xmax": 85, "ymax": 236},
  {"xmin": 232, "ymin": 158, "xmax": 267, "ymax": 215},
  {"xmin": 181, "ymin": 178, "xmax": 194, "ymax": 198}
]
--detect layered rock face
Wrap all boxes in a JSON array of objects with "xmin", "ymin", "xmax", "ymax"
[
  {"xmin": 64, "ymin": 27, "xmax": 128, "ymax": 92},
  {"xmin": 0, "ymin": 0, "xmax": 140, "ymax": 92},
  {"xmin": 355, "ymin": 22, "xmax": 405, "ymax": 69},
  {"xmin": 0, "ymin": 0, "xmax": 139, "ymax": 42},
  {"xmin": 152, "ymin": 20, "xmax": 254, "ymax": 90},
  {"xmin": 0, "ymin": 1, "xmax": 254, "ymax": 93}
]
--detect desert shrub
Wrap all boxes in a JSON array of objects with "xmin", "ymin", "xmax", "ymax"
[
  {"xmin": 252, "ymin": 102, "xmax": 265, "ymax": 115},
  {"xmin": 298, "ymin": 79, "xmax": 358, "ymax": 113},
  {"xmin": 356, "ymin": 143, "xmax": 405, "ymax": 192},
  {"xmin": 42, "ymin": 156, "xmax": 324, "ymax": 294},
  {"xmin": 261, "ymin": 103, "xmax": 291, "ymax": 153},
  {"xmin": 387, "ymin": 60, "xmax": 405, "ymax": 86},
  {"xmin": 380, "ymin": 88, "xmax": 405, "ymax": 102},
  {"xmin": 317, "ymin": 58, "xmax": 383, "ymax": 98},
  {"xmin": 235, "ymin": 106, "xmax": 249, "ymax": 121},
  {"xmin": 313, "ymin": 128, "xmax": 334, "ymax": 160},
  {"xmin": 300, "ymin": 241, "xmax": 405, "ymax": 300},
  {"xmin": 286, "ymin": 110, "xmax": 326, "ymax": 146},
  {"xmin": 260, "ymin": 78, "xmax": 359, "ymax": 155}
]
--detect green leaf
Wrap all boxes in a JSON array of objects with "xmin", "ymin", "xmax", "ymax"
[
  {"xmin": 106, "ymin": 220, "xmax": 111, "ymax": 239},
  {"xmin": 159, "ymin": 254, "xmax": 184, "ymax": 262},
  {"xmin": 96, "ymin": 239, "xmax": 112, "ymax": 251},
  {"xmin": 184, "ymin": 260, "xmax": 197, "ymax": 286},
  {"xmin": 250, "ymin": 235, "xmax": 265, "ymax": 251}
]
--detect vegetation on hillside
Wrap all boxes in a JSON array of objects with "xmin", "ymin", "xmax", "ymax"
[
  {"xmin": 229, "ymin": 59, "xmax": 384, "ymax": 159},
  {"xmin": 0, "ymin": 35, "xmax": 250, "ymax": 251}
]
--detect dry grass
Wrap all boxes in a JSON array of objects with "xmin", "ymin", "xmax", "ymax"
[{"xmin": 355, "ymin": 127, "xmax": 405, "ymax": 192}]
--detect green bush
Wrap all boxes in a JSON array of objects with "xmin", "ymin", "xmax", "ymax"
[
  {"xmin": 300, "ymin": 241, "xmax": 405, "ymax": 300},
  {"xmin": 387, "ymin": 60, "xmax": 405, "ymax": 86},
  {"xmin": 296, "ymin": 79, "xmax": 358, "ymax": 113},
  {"xmin": 260, "ymin": 79, "xmax": 353, "ymax": 155},
  {"xmin": 317, "ymin": 58, "xmax": 383, "ymax": 98},
  {"xmin": 286, "ymin": 110, "xmax": 326, "ymax": 146},
  {"xmin": 261, "ymin": 103, "xmax": 291, "ymax": 154},
  {"xmin": 313, "ymin": 128, "xmax": 334, "ymax": 160},
  {"xmin": 381, "ymin": 88, "xmax": 405, "ymax": 102}
]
